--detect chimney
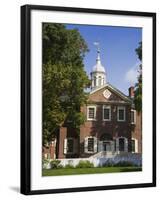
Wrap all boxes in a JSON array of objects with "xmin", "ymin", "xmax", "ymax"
[{"xmin": 129, "ymin": 86, "xmax": 134, "ymax": 98}]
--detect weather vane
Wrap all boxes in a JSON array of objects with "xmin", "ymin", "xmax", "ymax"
[{"xmin": 93, "ymin": 41, "xmax": 100, "ymax": 53}]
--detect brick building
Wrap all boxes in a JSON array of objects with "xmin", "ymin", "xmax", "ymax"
[{"xmin": 43, "ymin": 47, "xmax": 142, "ymax": 160}]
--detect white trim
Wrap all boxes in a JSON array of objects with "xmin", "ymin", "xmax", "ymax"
[
  {"xmin": 103, "ymin": 105, "xmax": 111, "ymax": 121},
  {"xmin": 87, "ymin": 105, "xmax": 97, "ymax": 121},
  {"xmin": 30, "ymin": 9, "xmax": 153, "ymax": 191},
  {"xmin": 117, "ymin": 106, "xmax": 126, "ymax": 122},
  {"xmin": 131, "ymin": 138, "xmax": 138, "ymax": 153},
  {"xmin": 131, "ymin": 109, "xmax": 136, "ymax": 124}
]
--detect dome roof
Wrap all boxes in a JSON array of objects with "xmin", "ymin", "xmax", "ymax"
[
  {"xmin": 92, "ymin": 53, "xmax": 105, "ymax": 73},
  {"xmin": 92, "ymin": 62, "xmax": 105, "ymax": 73}
]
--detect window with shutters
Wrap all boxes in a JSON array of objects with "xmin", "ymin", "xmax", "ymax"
[
  {"xmin": 87, "ymin": 106, "xmax": 96, "ymax": 120},
  {"xmin": 117, "ymin": 106, "xmax": 125, "ymax": 121},
  {"xmin": 64, "ymin": 138, "xmax": 74, "ymax": 154},
  {"xmin": 103, "ymin": 105, "xmax": 111, "ymax": 121},
  {"xmin": 88, "ymin": 138, "xmax": 94, "ymax": 152},
  {"xmin": 67, "ymin": 138, "xmax": 74, "ymax": 153},
  {"xmin": 84, "ymin": 137, "xmax": 97, "ymax": 153}
]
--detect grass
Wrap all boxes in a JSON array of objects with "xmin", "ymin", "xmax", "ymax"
[{"xmin": 42, "ymin": 167, "xmax": 142, "ymax": 176}]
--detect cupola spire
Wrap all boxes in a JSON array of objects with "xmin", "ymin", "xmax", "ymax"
[{"xmin": 91, "ymin": 42, "xmax": 107, "ymax": 90}]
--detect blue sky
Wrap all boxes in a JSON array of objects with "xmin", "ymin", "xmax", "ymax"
[{"xmin": 66, "ymin": 24, "xmax": 142, "ymax": 95}]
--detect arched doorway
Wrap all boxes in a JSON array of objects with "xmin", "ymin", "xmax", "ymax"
[{"xmin": 98, "ymin": 133, "xmax": 114, "ymax": 152}]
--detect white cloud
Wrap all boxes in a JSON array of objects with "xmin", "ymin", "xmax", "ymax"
[{"xmin": 125, "ymin": 62, "xmax": 140, "ymax": 85}]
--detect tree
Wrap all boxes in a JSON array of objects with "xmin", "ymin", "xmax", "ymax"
[
  {"xmin": 134, "ymin": 42, "xmax": 142, "ymax": 112},
  {"xmin": 42, "ymin": 23, "xmax": 90, "ymax": 145}
]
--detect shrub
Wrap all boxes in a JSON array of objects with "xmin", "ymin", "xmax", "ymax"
[
  {"xmin": 102, "ymin": 160, "xmax": 137, "ymax": 167},
  {"xmin": 76, "ymin": 160, "xmax": 94, "ymax": 168},
  {"xmin": 64, "ymin": 164, "xmax": 75, "ymax": 169},
  {"xmin": 102, "ymin": 159, "xmax": 115, "ymax": 167},
  {"xmin": 114, "ymin": 161, "xmax": 136, "ymax": 167},
  {"xmin": 50, "ymin": 160, "xmax": 62, "ymax": 169},
  {"xmin": 42, "ymin": 159, "xmax": 50, "ymax": 169}
]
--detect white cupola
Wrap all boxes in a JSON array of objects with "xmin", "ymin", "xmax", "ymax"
[{"xmin": 91, "ymin": 43, "xmax": 106, "ymax": 90}]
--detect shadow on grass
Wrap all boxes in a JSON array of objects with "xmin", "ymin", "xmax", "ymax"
[{"xmin": 119, "ymin": 167, "xmax": 142, "ymax": 172}]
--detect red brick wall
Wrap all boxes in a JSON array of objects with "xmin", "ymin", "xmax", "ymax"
[
  {"xmin": 80, "ymin": 104, "xmax": 132, "ymax": 157},
  {"xmin": 131, "ymin": 112, "xmax": 142, "ymax": 153}
]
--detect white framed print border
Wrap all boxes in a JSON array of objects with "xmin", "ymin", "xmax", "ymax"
[{"xmin": 20, "ymin": 4, "xmax": 156, "ymax": 195}]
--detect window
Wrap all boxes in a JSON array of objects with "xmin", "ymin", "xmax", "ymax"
[
  {"xmin": 117, "ymin": 106, "xmax": 125, "ymax": 121},
  {"xmin": 131, "ymin": 110, "xmax": 136, "ymax": 124},
  {"xmin": 87, "ymin": 106, "xmax": 96, "ymax": 120},
  {"xmin": 88, "ymin": 138, "xmax": 94, "ymax": 152},
  {"xmin": 84, "ymin": 137, "xmax": 97, "ymax": 153},
  {"xmin": 67, "ymin": 139, "xmax": 74, "ymax": 153},
  {"xmin": 64, "ymin": 138, "xmax": 74, "ymax": 154},
  {"xmin": 119, "ymin": 138, "xmax": 125, "ymax": 151},
  {"xmin": 98, "ymin": 76, "xmax": 101, "ymax": 86},
  {"xmin": 103, "ymin": 105, "xmax": 111, "ymax": 121},
  {"xmin": 131, "ymin": 139, "xmax": 135, "ymax": 152}
]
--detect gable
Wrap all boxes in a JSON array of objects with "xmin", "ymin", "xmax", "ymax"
[{"xmin": 88, "ymin": 84, "xmax": 132, "ymax": 104}]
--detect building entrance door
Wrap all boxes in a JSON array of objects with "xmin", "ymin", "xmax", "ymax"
[{"xmin": 103, "ymin": 141, "xmax": 112, "ymax": 151}]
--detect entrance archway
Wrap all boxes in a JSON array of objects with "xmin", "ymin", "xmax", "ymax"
[{"xmin": 98, "ymin": 133, "xmax": 114, "ymax": 152}]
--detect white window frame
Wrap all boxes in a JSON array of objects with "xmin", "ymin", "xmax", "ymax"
[
  {"xmin": 87, "ymin": 105, "xmax": 96, "ymax": 121},
  {"xmin": 103, "ymin": 105, "xmax": 111, "ymax": 121},
  {"xmin": 117, "ymin": 106, "xmax": 126, "ymax": 122},
  {"xmin": 131, "ymin": 109, "xmax": 136, "ymax": 124},
  {"xmin": 84, "ymin": 136, "xmax": 97, "ymax": 154}
]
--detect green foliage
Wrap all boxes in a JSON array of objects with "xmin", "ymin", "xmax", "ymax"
[
  {"xmin": 64, "ymin": 164, "xmax": 75, "ymax": 169},
  {"xmin": 42, "ymin": 158, "xmax": 49, "ymax": 165},
  {"xmin": 42, "ymin": 159, "xmax": 50, "ymax": 169},
  {"xmin": 135, "ymin": 42, "xmax": 142, "ymax": 61},
  {"xmin": 76, "ymin": 160, "xmax": 94, "ymax": 168},
  {"xmin": 42, "ymin": 23, "xmax": 90, "ymax": 144},
  {"xmin": 134, "ymin": 42, "xmax": 142, "ymax": 112},
  {"xmin": 113, "ymin": 161, "xmax": 137, "ymax": 167},
  {"xmin": 103, "ymin": 160, "xmax": 137, "ymax": 167},
  {"xmin": 50, "ymin": 160, "xmax": 63, "ymax": 169}
]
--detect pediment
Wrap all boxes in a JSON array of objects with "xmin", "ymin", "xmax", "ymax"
[{"xmin": 88, "ymin": 83, "xmax": 132, "ymax": 104}]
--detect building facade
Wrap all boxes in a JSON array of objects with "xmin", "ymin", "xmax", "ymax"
[{"xmin": 43, "ymin": 48, "xmax": 142, "ymax": 160}]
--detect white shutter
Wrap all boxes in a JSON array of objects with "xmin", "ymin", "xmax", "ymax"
[
  {"xmin": 84, "ymin": 137, "xmax": 88, "ymax": 153},
  {"xmin": 64, "ymin": 138, "xmax": 67, "ymax": 154},
  {"xmin": 135, "ymin": 139, "xmax": 138, "ymax": 153},
  {"xmin": 94, "ymin": 137, "xmax": 97, "ymax": 153},
  {"xmin": 124, "ymin": 138, "xmax": 128, "ymax": 152}
]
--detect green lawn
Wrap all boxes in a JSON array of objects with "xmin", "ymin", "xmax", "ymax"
[{"xmin": 42, "ymin": 167, "xmax": 142, "ymax": 176}]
